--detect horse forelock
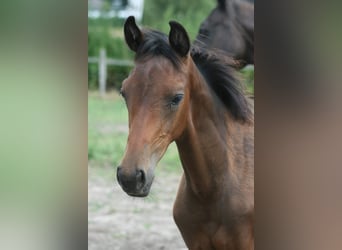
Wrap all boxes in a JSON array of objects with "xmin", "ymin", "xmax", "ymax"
[{"xmin": 135, "ymin": 29, "xmax": 182, "ymax": 70}]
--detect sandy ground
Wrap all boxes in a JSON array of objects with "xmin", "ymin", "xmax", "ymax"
[{"xmin": 88, "ymin": 166, "xmax": 187, "ymax": 250}]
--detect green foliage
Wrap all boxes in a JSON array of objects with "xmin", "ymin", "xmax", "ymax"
[
  {"xmin": 240, "ymin": 66, "xmax": 254, "ymax": 94},
  {"xmin": 143, "ymin": 0, "xmax": 215, "ymax": 41},
  {"xmin": 106, "ymin": 64, "xmax": 132, "ymax": 90}
]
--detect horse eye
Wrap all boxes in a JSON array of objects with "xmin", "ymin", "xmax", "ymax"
[{"xmin": 170, "ymin": 94, "xmax": 184, "ymax": 108}]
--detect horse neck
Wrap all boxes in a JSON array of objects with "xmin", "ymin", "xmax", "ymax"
[{"xmin": 175, "ymin": 60, "xmax": 245, "ymax": 201}]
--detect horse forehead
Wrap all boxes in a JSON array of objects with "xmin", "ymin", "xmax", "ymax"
[
  {"xmin": 138, "ymin": 58, "xmax": 175, "ymax": 74},
  {"xmin": 132, "ymin": 59, "xmax": 184, "ymax": 86}
]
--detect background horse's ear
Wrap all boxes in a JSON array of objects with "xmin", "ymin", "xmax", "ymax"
[
  {"xmin": 169, "ymin": 21, "xmax": 190, "ymax": 57},
  {"xmin": 218, "ymin": 0, "xmax": 226, "ymax": 10},
  {"xmin": 124, "ymin": 16, "xmax": 142, "ymax": 52}
]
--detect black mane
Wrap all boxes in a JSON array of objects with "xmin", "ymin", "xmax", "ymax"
[
  {"xmin": 191, "ymin": 46, "xmax": 253, "ymax": 123},
  {"xmin": 134, "ymin": 29, "xmax": 253, "ymax": 123}
]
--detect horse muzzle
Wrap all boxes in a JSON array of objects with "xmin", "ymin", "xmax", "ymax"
[{"xmin": 116, "ymin": 166, "xmax": 153, "ymax": 197}]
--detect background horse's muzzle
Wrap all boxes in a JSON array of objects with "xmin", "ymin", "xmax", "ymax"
[{"xmin": 116, "ymin": 166, "xmax": 148, "ymax": 197}]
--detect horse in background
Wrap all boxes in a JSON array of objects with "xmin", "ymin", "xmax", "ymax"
[
  {"xmin": 117, "ymin": 16, "xmax": 254, "ymax": 249},
  {"xmin": 195, "ymin": 0, "xmax": 254, "ymax": 68}
]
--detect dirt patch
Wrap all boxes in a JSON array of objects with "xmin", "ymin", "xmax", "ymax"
[{"xmin": 88, "ymin": 166, "xmax": 187, "ymax": 250}]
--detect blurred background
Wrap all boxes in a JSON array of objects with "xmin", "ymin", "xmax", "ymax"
[
  {"xmin": 0, "ymin": 1, "xmax": 87, "ymax": 250},
  {"xmin": 1, "ymin": 0, "xmax": 342, "ymax": 249},
  {"xmin": 87, "ymin": 0, "xmax": 254, "ymax": 249}
]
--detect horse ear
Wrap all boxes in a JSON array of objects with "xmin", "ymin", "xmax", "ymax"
[
  {"xmin": 124, "ymin": 16, "xmax": 143, "ymax": 52},
  {"xmin": 218, "ymin": 0, "xmax": 226, "ymax": 10},
  {"xmin": 169, "ymin": 21, "xmax": 190, "ymax": 57}
]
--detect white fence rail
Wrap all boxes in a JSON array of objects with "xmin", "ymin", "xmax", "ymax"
[{"xmin": 88, "ymin": 48, "xmax": 134, "ymax": 96}]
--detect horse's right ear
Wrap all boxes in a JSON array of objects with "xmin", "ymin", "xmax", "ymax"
[{"xmin": 124, "ymin": 16, "xmax": 143, "ymax": 52}]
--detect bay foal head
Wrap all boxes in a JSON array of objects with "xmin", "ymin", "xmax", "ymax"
[{"xmin": 116, "ymin": 16, "xmax": 191, "ymax": 197}]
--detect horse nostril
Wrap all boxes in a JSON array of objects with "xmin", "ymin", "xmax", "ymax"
[
  {"xmin": 136, "ymin": 169, "xmax": 145, "ymax": 182},
  {"xmin": 136, "ymin": 169, "xmax": 146, "ymax": 189},
  {"xmin": 116, "ymin": 166, "xmax": 147, "ymax": 193}
]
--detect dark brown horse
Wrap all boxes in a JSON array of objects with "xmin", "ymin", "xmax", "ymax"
[
  {"xmin": 195, "ymin": 0, "xmax": 254, "ymax": 68},
  {"xmin": 117, "ymin": 16, "xmax": 254, "ymax": 249}
]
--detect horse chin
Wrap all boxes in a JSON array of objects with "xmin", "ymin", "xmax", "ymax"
[
  {"xmin": 125, "ymin": 186, "xmax": 150, "ymax": 197},
  {"xmin": 125, "ymin": 176, "xmax": 154, "ymax": 198},
  {"xmin": 126, "ymin": 191, "xmax": 149, "ymax": 198}
]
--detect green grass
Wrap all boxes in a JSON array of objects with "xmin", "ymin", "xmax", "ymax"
[
  {"xmin": 88, "ymin": 91, "xmax": 182, "ymax": 173},
  {"xmin": 88, "ymin": 92, "xmax": 128, "ymax": 167},
  {"xmin": 88, "ymin": 92, "xmax": 128, "ymax": 124}
]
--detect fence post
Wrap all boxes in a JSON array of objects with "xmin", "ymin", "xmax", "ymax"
[{"xmin": 99, "ymin": 48, "xmax": 107, "ymax": 96}]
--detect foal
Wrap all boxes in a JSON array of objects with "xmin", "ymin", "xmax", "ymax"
[{"xmin": 117, "ymin": 16, "xmax": 254, "ymax": 249}]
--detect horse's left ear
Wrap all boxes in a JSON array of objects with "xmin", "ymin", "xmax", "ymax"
[{"xmin": 169, "ymin": 21, "xmax": 190, "ymax": 57}]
